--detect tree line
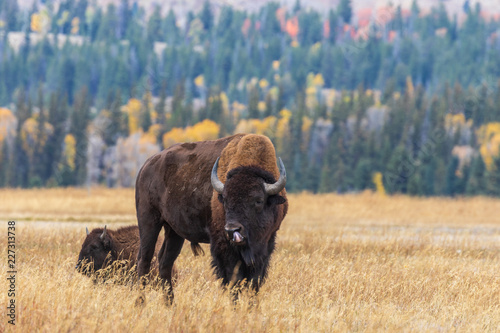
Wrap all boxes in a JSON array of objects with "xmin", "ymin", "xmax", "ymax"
[{"xmin": 1, "ymin": 0, "xmax": 500, "ymax": 196}]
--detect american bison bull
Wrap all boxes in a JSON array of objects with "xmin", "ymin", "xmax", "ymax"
[{"xmin": 136, "ymin": 134, "xmax": 287, "ymax": 302}]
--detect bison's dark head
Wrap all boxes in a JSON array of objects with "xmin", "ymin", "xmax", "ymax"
[
  {"xmin": 75, "ymin": 226, "xmax": 115, "ymax": 274},
  {"xmin": 211, "ymin": 158, "xmax": 286, "ymax": 266}
]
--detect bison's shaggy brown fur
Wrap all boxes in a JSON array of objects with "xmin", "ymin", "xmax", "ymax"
[
  {"xmin": 135, "ymin": 134, "xmax": 287, "ymax": 302},
  {"xmin": 76, "ymin": 226, "xmax": 163, "ymax": 277}
]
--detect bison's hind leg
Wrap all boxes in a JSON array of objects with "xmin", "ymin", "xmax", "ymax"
[{"xmin": 158, "ymin": 226, "xmax": 184, "ymax": 305}]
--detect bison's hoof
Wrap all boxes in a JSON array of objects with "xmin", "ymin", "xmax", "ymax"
[{"xmin": 135, "ymin": 293, "xmax": 146, "ymax": 306}]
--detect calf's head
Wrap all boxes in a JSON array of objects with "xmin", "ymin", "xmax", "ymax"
[
  {"xmin": 76, "ymin": 226, "xmax": 114, "ymax": 274},
  {"xmin": 211, "ymin": 158, "xmax": 287, "ymax": 264}
]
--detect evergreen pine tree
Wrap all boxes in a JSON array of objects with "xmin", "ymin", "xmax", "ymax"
[
  {"xmin": 32, "ymin": 85, "xmax": 47, "ymax": 186},
  {"xmin": 71, "ymin": 87, "xmax": 91, "ymax": 186},
  {"xmin": 164, "ymin": 8, "xmax": 179, "ymax": 44},
  {"xmin": 421, "ymin": 159, "xmax": 436, "ymax": 196},
  {"xmin": 455, "ymin": 161, "xmax": 470, "ymax": 195},
  {"xmin": 353, "ymin": 158, "xmax": 373, "ymax": 191},
  {"xmin": 318, "ymin": 162, "xmax": 333, "ymax": 193},
  {"xmin": 156, "ymin": 81, "xmax": 167, "ymax": 143},
  {"xmin": 147, "ymin": 5, "xmax": 163, "ymax": 42},
  {"xmin": 170, "ymin": 83, "xmax": 185, "ymax": 127},
  {"xmin": 10, "ymin": 88, "xmax": 31, "ymax": 187},
  {"xmin": 264, "ymin": 92, "xmax": 273, "ymax": 118},
  {"xmin": 466, "ymin": 155, "xmax": 486, "ymax": 195},
  {"xmin": 328, "ymin": 10, "xmax": 338, "ymax": 44},
  {"xmin": 319, "ymin": 125, "xmax": 342, "ymax": 193},
  {"xmin": 200, "ymin": 0, "xmax": 213, "ymax": 31},
  {"xmin": 411, "ymin": 0, "xmax": 420, "ymax": 16},
  {"xmin": 338, "ymin": 0, "xmax": 352, "ymax": 24},
  {"xmin": 140, "ymin": 90, "xmax": 152, "ymax": 132},
  {"xmin": 0, "ymin": 140, "xmax": 9, "ymax": 187},
  {"xmin": 407, "ymin": 170, "xmax": 423, "ymax": 196},
  {"xmin": 275, "ymin": 83, "xmax": 285, "ymax": 116},
  {"xmin": 207, "ymin": 89, "xmax": 223, "ymax": 123},
  {"xmin": 303, "ymin": 161, "xmax": 321, "ymax": 193},
  {"xmin": 293, "ymin": 0, "xmax": 301, "ymax": 13},
  {"xmin": 248, "ymin": 86, "xmax": 260, "ymax": 119},
  {"xmin": 332, "ymin": 155, "xmax": 348, "ymax": 192},
  {"xmin": 445, "ymin": 156, "xmax": 460, "ymax": 196},
  {"xmin": 45, "ymin": 92, "xmax": 67, "ymax": 185},
  {"xmin": 434, "ymin": 159, "xmax": 447, "ymax": 195},
  {"xmin": 385, "ymin": 145, "xmax": 410, "ymax": 194},
  {"xmin": 287, "ymin": 91, "xmax": 306, "ymax": 191},
  {"xmin": 103, "ymin": 90, "xmax": 123, "ymax": 146}
]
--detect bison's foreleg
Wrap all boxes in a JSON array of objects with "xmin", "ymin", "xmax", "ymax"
[
  {"xmin": 158, "ymin": 227, "xmax": 184, "ymax": 305},
  {"xmin": 137, "ymin": 222, "xmax": 162, "ymax": 285}
]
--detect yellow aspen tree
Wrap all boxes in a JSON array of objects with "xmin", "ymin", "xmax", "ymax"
[
  {"xmin": 71, "ymin": 17, "xmax": 80, "ymax": 34},
  {"xmin": 301, "ymin": 116, "xmax": 313, "ymax": 152},
  {"xmin": 477, "ymin": 122, "xmax": 500, "ymax": 170},
  {"xmin": 124, "ymin": 98, "xmax": 142, "ymax": 134},
  {"xmin": 0, "ymin": 108, "xmax": 16, "ymax": 144},
  {"xmin": 63, "ymin": 134, "xmax": 76, "ymax": 170},
  {"xmin": 372, "ymin": 172, "xmax": 386, "ymax": 196},
  {"xmin": 163, "ymin": 120, "xmax": 220, "ymax": 148},
  {"xmin": 276, "ymin": 109, "xmax": 292, "ymax": 157},
  {"xmin": 31, "ymin": 13, "xmax": 41, "ymax": 32}
]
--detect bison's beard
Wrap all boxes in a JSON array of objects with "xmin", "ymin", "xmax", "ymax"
[{"xmin": 239, "ymin": 247, "xmax": 255, "ymax": 267}]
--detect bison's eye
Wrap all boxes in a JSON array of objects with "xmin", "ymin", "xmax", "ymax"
[{"xmin": 255, "ymin": 198, "xmax": 264, "ymax": 211}]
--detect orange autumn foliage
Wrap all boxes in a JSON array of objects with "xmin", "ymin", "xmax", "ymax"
[{"xmin": 286, "ymin": 16, "xmax": 299, "ymax": 40}]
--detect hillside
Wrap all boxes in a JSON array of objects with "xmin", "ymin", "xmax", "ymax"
[{"xmin": 1, "ymin": 0, "xmax": 500, "ymax": 196}]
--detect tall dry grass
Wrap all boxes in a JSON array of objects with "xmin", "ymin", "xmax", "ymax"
[{"xmin": 0, "ymin": 188, "xmax": 499, "ymax": 332}]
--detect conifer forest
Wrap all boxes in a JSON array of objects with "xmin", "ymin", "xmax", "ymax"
[{"xmin": 1, "ymin": 0, "xmax": 500, "ymax": 196}]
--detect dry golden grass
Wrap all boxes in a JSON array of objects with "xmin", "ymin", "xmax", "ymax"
[
  {"xmin": 0, "ymin": 188, "xmax": 136, "ymax": 223},
  {"xmin": 1, "ymin": 188, "xmax": 499, "ymax": 332}
]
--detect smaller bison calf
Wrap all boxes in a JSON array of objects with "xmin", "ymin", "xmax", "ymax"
[
  {"xmin": 76, "ymin": 225, "xmax": 159, "ymax": 276},
  {"xmin": 76, "ymin": 225, "xmax": 203, "ymax": 280}
]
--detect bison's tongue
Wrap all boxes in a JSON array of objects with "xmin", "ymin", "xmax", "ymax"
[{"xmin": 233, "ymin": 231, "xmax": 243, "ymax": 243}]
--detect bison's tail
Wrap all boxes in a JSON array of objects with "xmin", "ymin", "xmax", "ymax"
[{"xmin": 190, "ymin": 242, "xmax": 205, "ymax": 256}]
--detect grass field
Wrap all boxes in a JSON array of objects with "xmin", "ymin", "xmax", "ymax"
[{"xmin": 0, "ymin": 188, "xmax": 499, "ymax": 332}]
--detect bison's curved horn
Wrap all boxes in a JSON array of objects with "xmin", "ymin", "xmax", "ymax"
[
  {"xmin": 211, "ymin": 157, "xmax": 225, "ymax": 194},
  {"xmin": 86, "ymin": 227, "xmax": 89, "ymax": 236},
  {"xmin": 100, "ymin": 225, "xmax": 107, "ymax": 240},
  {"xmin": 264, "ymin": 157, "xmax": 287, "ymax": 195}
]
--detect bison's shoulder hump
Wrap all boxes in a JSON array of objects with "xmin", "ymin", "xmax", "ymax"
[{"xmin": 220, "ymin": 134, "xmax": 279, "ymax": 179}]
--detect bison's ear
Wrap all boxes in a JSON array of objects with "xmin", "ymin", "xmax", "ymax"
[
  {"xmin": 218, "ymin": 194, "xmax": 224, "ymax": 203},
  {"xmin": 268, "ymin": 195, "xmax": 286, "ymax": 206}
]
